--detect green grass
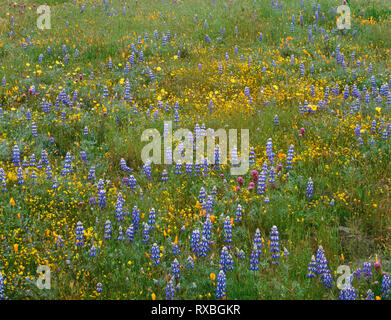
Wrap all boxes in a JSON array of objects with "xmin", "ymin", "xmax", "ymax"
[{"xmin": 0, "ymin": 0, "xmax": 390, "ymax": 300}]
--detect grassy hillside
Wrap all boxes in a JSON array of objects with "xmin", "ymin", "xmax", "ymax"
[{"xmin": 0, "ymin": 0, "xmax": 391, "ymax": 300}]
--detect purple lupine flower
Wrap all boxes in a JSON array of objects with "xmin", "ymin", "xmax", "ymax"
[
  {"xmin": 12, "ymin": 144, "xmax": 20, "ymax": 167},
  {"xmin": 171, "ymin": 259, "xmax": 181, "ymax": 279},
  {"xmin": 216, "ymin": 270, "xmax": 226, "ymax": 299},
  {"xmin": 250, "ymin": 245, "xmax": 259, "ymax": 271},
  {"xmin": 75, "ymin": 221, "xmax": 85, "ymax": 246},
  {"xmin": 223, "ymin": 216, "xmax": 233, "ymax": 246},
  {"xmin": 270, "ymin": 225, "xmax": 280, "ymax": 264},
  {"xmin": 104, "ymin": 220, "xmax": 112, "ymax": 240},
  {"xmin": 165, "ymin": 278, "xmax": 175, "ymax": 300},
  {"xmin": 306, "ymin": 178, "xmax": 314, "ymax": 199},
  {"xmin": 132, "ymin": 206, "xmax": 140, "ymax": 231},
  {"xmin": 381, "ymin": 274, "xmax": 391, "ymax": 297},
  {"xmin": 339, "ymin": 286, "xmax": 357, "ymax": 300},
  {"xmin": 126, "ymin": 225, "xmax": 134, "ymax": 242},
  {"xmin": 190, "ymin": 229, "xmax": 201, "ymax": 257},
  {"xmin": 151, "ymin": 243, "xmax": 160, "ymax": 265},
  {"xmin": 219, "ymin": 246, "xmax": 234, "ymax": 272},
  {"xmin": 234, "ymin": 204, "xmax": 243, "ymax": 223}
]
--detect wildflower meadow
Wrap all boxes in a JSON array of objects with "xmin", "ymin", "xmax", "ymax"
[{"xmin": 0, "ymin": 0, "xmax": 391, "ymax": 301}]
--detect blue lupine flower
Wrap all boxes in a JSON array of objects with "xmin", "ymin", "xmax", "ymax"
[
  {"xmin": 104, "ymin": 220, "xmax": 112, "ymax": 240},
  {"xmin": 132, "ymin": 206, "xmax": 140, "ymax": 231},
  {"xmin": 250, "ymin": 245, "xmax": 259, "ymax": 271},
  {"xmin": 96, "ymin": 283, "xmax": 103, "ymax": 293},
  {"xmin": 198, "ymin": 187, "xmax": 206, "ymax": 204},
  {"xmin": 75, "ymin": 221, "xmax": 85, "ymax": 246},
  {"xmin": 307, "ymin": 255, "xmax": 316, "ymax": 278},
  {"xmin": 266, "ymin": 138, "xmax": 274, "ymax": 164},
  {"xmin": 142, "ymin": 161, "xmax": 152, "ymax": 179},
  {"xmin": 126, "ymin": 225, "xmax": 134, "ymax": 242},
  {"xmin": 161, "ymin": 169, "xmax": 168, "ymax": 181},
  {"xmin": 321, "ymin": 270, "xmax": 334, "ymax": 289},
  {"xmin": 382, "ymin": 129, "xmax": 388, "ymax": 140},
  {"xmin": 194, "ymin": 163, "xmax": 201, "ymax": 176},
  {"xmin": 269, "ymin": 166, "xmax": 276, "ymax": 185},
  {"xmin": 190, "ymin": 229, "xmax": 201, "ymax": 257},
  {"xmin": 236, "ymin": 248, "xmax": 246, "ymax": 260},
  {"xmin": 142, "ymin": 223, "xmax": 150, "ymax": 243},
  {"xmin": 185, "ymin": 163, "xmax": 193, "ymax": 175},
  {"xmin": 249, "ymin": 147, "xmax": 256, "ymax": 166},
  {"xmin": 56, "ymin": 235, "xmax": 64, "ymax": 248},
  {"xmin": 290, "ymin": 54, "xmax": 295, "ymax": 65},
  {"xmin": 103, "ymin": 86, "xmax": 109, "ymax": 98},
  {"xmin": 314, "ymin": 246, "xmax": 334, "ymax": 289},
  {"xmin": 273, "ymin": 115, "xmax": 279, "ymax": 126},
  {"xmin": 339, "ymin": 286, "xmax": 357, "ymax": 300},
  {"xmin": 0, "ymin": 272, "xmax": 8, "ymax": 300},
  {"xmin": 22, "ymin": 157, "xmax": 28, "ymax": 168},
  {"xmin": 343, "ymin": 85, "xmax": 349, "ymax": 99},
  {"xmin": 234, "ymin": 204, "xmax": 243, "ymax": 223},
  {"xmin": 223, "ymin": 216, "xmax": 233, "ymax": 246},
  {"xmin": 0, "ymin": 167, "xmax": 7, "ymax": 191},
  {"xmin": 353, "ymin": 267, "xmax": 363, "ymax": 280},
  {"xmin": 315, "ymin": 246, "xmax": 327, "ymax": 274},
  {"xmin": 128, "ymin": 175, "xmax": 137, "ymax": 190},
  {"xmin": 89, "ymin": 245, "xmax": 97, "ymax": 257},
  {"xmin": 80, "ymin": 151, "xmax": 88, "ymax": 164},
  {"xmin": 87, "ymin": 166, "xmax": 95, "ymax": 182},
  {"xmin": 270, "ymin": 225, "xmax": 280, "ymax": 264},
  {"xmin": 186, "ymin": 255, "xmax": 194, "ymax": 269},
  {"xmin": 257, "ymin": 170, "xmax": 266, "ymax": 195},
  {"xmin": 98, "ymin": 190, "xmax": 106, "ymax": 210},
  {"xmin": 202, "ymin": 215, "xmax": 212, "ymax": 242},
  {"xmin": 151, "ymin": 243, "xmax": 160, "ymax": 265},
  {"xmin": 362, "ymin": 262, "xmax": 373, "ymax": 279},
  {"xmin": 172, "ymin": 242, "xmax": 181, "ymax": 255},
  {"xmin": 41, "ymin": 150, "xmax": 49, "ymax": 166},
  {"xmin": 165, "ymin": 278, "xmax": 175, "ymax": 300},
  {"xmin": 366, "ymin": 289, "xmax": 375, "ymax": 300},
  {"xmin": 61, "ymin": 152, "xmax": 73, "ymax": 176},
  {"xmin": 213, "ymin": 145, "xmax": 221, "ymax": 170},
  {"xmin": 199, "ymin": 236, "xmax": 209, "ymax": 257},
  {"xmin": 12, "ymin": 144, "xmax": 20, "ymax": 167},
  {"xmin": 219, "ymin": 246, "xmax": 234, "ymax": 272},
  {"xmin": 117, "ymin": 226, "xmax": 124, "ymax": 241},
  {"xmin": 306, "ymin": 178, "xmax": 314, "ymax": 199},
  {"xmin": 216, "ymin": 270, "xmax": 226, "ymax": 299},
  {"xmin": 171, "ymin": 259, "xmax": 181, "ymax": 279},
  {"xmin": 31, "ymin": 169, "xmax": 37, "ymax": 179},
  {"xmin": 115, "ymin": 193, "xmax": 125, "ymax": 222},
  {"xmin": 253, "ymin": 228, "xmax": 263, "ymax": 255},
  {"xmin": 286, "ymin": 145, "xmax": 294, "ymax": 169},
  {"xmin": 206, "ymin": 195, "xmax": 214, "ymax": 215},
  {"xmin": 218, "ymin": 63, "xmax": 223, "ymax": 75},
  {"xmin": 148, "ymin": 208, "xmax": 156, "ymax": 229},
  {"xmin": 29, "ymin": 154, "xmax": 36, "ymax": 167},
  {"xmin": 381, "ymin": 274, "xmax": 390, "ymax": 297},
  {"xmin": 52, "ymin": 177, "xmax": 58, "ymax": 190},
  {"xmin": 299, "ymin": 62, "xmax": 305, "ymax": 76},
  {"xmin": 17, "ymin": 167, "xmax": 24, "ymax": 185}
]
